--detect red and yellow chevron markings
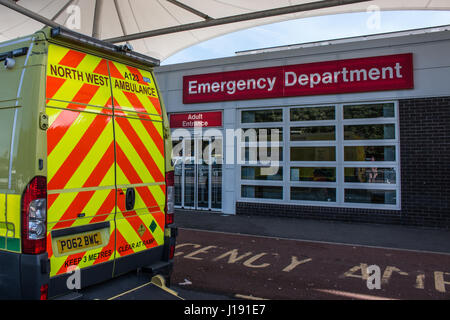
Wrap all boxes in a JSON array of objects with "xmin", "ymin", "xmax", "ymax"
[{"xmin": 45, "ymin": 44, "xmax": 166, "ymax": 276}]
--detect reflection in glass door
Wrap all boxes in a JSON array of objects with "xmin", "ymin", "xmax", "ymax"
[
  {"xmin": 196, "ymin": 139, "xmax": 209, "ymax": 209},
  {"xmin": 173, "ymin": 142, "xmax": 182, "ymax": 207},
  {"xmin": 184, "ymin": 139, "xmax": 195, "ymax": 208},
  {"xmin": 172, "ymin": 135, "xmax": 222, "ymax": 211},
  {"xmin": 211, "ymin": 138, "xmax": 222, "ymax": 209}
]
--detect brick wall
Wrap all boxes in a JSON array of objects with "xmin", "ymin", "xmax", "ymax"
[{"xmin": 236, "ymin": 96, "xmax": 450, "ymax": 229}]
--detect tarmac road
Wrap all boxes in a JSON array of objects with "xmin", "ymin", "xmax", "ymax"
[{"xmin": 172, "ymin": 228, "xmax": 450, "ymax": 300}]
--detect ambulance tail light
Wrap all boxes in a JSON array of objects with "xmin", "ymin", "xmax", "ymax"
[
  {"xmin": 169, "ymin": 243, "xmax": 175, "ymax": 260},
  {"xmin": 21, "ymin": 176, "xmax": 47, "ymax": 254},
  {"xmin": 165, "ymin": 171, "xmax": 174, "ymax": 226},
  {"xmin": 40, "ymin": 284, "xmax": 48, "ymax": 300}
]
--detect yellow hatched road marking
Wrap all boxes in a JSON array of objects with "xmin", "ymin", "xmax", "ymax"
[{"xmin": 106, "ymin": 281, "xmax": 152, "ymax": 300}]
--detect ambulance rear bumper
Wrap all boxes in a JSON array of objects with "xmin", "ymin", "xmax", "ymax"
[{"xmin": 0, "ymin": 251, "xmax": 50, "ymax": 300}]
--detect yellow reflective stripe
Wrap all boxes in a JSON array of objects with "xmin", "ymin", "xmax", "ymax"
[
  {"xmin": 63, "ymin": 124, "xmax": 114, "ymax": 190},
  {"xmin": 148, "ymin": 185, "xmax": 165, "ymax": 210},
  {"xmin": 115, "ymin": 123, "xmax": 163, "ymax": 183},
  {"xmin": 74, "ymin": 226, "xmax": 115, "ymax": 269},
  {"xmin": 131, "ymin": 117, "xmax": 165, "ymax": 169},
  {"xmin": 115, "ymin": 111, "xmax": 162, "ymax": 121},
  {"xmin": 0, "ymin": 194, "xmax": 21, "ymax": 252},
  {"xmin": 115, "ymin": 217, "xmax": 147, "ymax": 255},
  {"xmin": 64, "ymin": 190, "xmax": 115, "ymax": 228},
  {"xmin": 47, "ymin": 192, "xmax": 78, "ymax": 223},
  {"xmin": 49, "ymin": 79, "xmax": 82, "ymax": 103},
  {"xmin": 47, "ymin": 100, "xmax": 111, "ymax": 114},
  {"xmin": 115, "ymin": 169, "xmax": 164, "ymax": 247},
  {"xmin": 113, "ymin": 87, "xmax": 160, "ymax": 115},
  {"xmin": 47, "ymin": 44, "xmax": 112, "ymax": 106},
  {"xmin": 0, "ymin": 194, "xmax": 6, "ymax": 239},
  {"xmin": 47, "ymin": 108, "xmax": 95, "ymax": 181},
  {"xmin": 48, "ymin": 220, "xmax": 115, "ymax": 277},
  {"xmin": 109, "ymin": 61, "xmax": 160, "ymax": 115},
  {"xmin": 6, "ymin": 195, "xmax": 20, "ymax": 238},
  {"xmin": 140, "ymin": 213, "xmax": 164, "ymax": 246}
]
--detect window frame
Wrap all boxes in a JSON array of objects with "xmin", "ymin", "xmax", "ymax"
[{"xmin": 237, "ymin": 102, "xmax": 400, "ymax": 210}]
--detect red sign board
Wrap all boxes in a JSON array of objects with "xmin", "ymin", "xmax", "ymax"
[
  {"xmin": 170, "ymin": 111, "xmax": 222, "ymax": 128},
  {"xmin": 183, "ymin": 53, "xmax": 414, "ymax": 104}
]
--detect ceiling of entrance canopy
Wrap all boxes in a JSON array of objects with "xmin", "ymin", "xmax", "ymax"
[{"xmin": 0, "ymin": 0, "xmax": 449, "ymax": 61}]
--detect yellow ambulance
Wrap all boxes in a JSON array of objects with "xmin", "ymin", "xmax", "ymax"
[{"xmin": 0, "ymin": 26, "xmax": 176, "ymax": 299}]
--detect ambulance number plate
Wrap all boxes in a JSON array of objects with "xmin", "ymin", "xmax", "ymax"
[{"xmin": 57, "ymin": 231, "xmax": 103, "ymax": 254}]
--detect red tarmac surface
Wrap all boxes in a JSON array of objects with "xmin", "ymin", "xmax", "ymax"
[{"xmin": 172, "ymin": 228, "xmax": 450, "ymax": 300}]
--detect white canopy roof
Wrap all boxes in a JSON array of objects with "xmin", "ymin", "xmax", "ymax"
[{"xmin": 0, "ymin": 0, "xmax": 449, "ymax": 61}]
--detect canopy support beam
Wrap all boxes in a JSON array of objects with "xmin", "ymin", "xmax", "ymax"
[
  {"xmin": 166, "ymin": 0, "xmax": 212, "ymax": 20},
  {"xmin": 92, "ymin": 0, "xmax": 104, "ymax": 38},
  {"xmin": 51, "ymin": 0, "xmax": 75, "ymax": 21},
  {"xmin": 104, "ymin": 0, "xmax": 371, "ymax": 43}
]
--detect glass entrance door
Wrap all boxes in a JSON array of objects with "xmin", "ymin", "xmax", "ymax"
[{"xmin": 172, "ymin": 135, "xmax": 222, "ymax": 211}]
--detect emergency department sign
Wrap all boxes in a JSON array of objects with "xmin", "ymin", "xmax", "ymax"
[{"xmin": 183, "ymin": 53, "xmax": 414, "ymax": 103}]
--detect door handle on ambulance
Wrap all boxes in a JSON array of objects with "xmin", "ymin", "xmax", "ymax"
[{"xmin": 125, "ymin": 188, "xmax": 135, "ymax": 211}]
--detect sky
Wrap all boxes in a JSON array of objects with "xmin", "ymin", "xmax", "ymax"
[{"xmin": 161, "ymin": 10, "xmax": 450, "ymax": 65}]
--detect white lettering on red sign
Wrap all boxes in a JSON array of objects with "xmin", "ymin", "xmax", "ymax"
[
  {"xmin": 170, "ymin": 111, "xmax": 222, "ymax": 128},
  {"xmin": 284, "ymin": 63, "xmax": 403, "ymax": 89},
  {"xmin": 188, "ymin": 77, "xmax": 277, "ymax": 95},
  {"xmin": 183, "ymin": 54, "xmax": 413, "ymax": 104}
]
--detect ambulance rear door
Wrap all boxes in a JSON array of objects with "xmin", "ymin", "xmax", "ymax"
[
  {"xmin": 46, "ymin": 44, "xmax": 117, "ymax": 292},
  {"xmin": 107, "ymin": 60, "xmax": 166, "ymax": 275}
]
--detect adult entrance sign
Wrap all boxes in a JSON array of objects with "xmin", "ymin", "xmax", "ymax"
[
  {"xmin": 183, "ymin": 53, "xmax": 414, "ymax": 103},
  {"xmin": 170, "ymin": 111, "xmax": 222, "ymax": 128}
]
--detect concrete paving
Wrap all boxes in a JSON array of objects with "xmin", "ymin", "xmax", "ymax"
[{"xmin": 174, "ymin": 209, "xmax": 450, "ymax": 254}]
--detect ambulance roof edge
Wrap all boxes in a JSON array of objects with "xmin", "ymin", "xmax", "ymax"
[{"xmin": 49, "ymin": 27, "xmax": 160, "ymax": 68}]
